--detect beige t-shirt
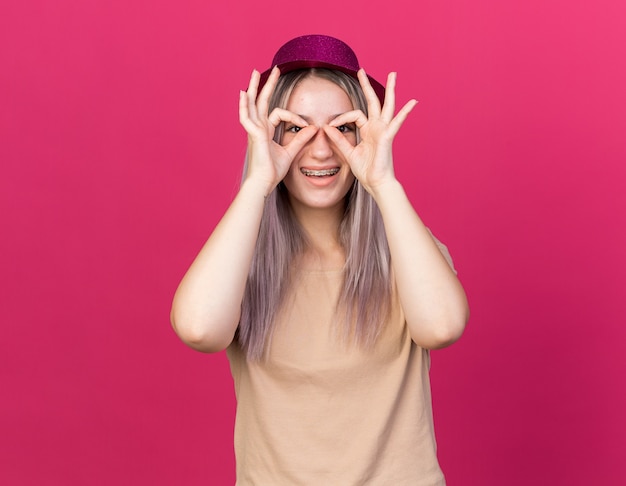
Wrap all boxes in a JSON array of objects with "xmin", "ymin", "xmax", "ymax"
[{"xmin": 227, "ymin": 247, "xmax": 453, "ymax": 485}]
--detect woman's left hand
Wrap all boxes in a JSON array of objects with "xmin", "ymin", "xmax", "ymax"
[{"xmin": 323, "ymin": 70, "xmax": 417, "ymax": 196}]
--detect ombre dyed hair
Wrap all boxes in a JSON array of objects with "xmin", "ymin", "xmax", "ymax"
[{"xmin": 237, "ymin": 69, "xmax": 392, "ymax": 360}]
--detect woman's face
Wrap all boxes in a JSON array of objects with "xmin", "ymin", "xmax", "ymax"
[{"xmin": 280, "ymin": 75, "xmax": 357, "ymax": 218}]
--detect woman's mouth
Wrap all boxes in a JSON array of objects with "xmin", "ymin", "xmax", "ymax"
[{"xmin": 300, "ymin": 168, "xmax": 340, "ymax": 177}]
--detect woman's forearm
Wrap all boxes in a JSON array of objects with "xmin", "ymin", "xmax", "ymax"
[
  {"xmin": 372, "ymin": 179, "xmax": 469, "ymax": 349},
  {"xmin": 170, "ymin": 178, "xmax": 268, "ymax": 352}
]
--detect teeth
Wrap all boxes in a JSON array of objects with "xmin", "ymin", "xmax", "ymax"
[{"xmin": 301, "ymin": 168, "xmax": 340, "ymax": 177}]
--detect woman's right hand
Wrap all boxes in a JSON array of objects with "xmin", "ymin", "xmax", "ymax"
[{"xmin": 239, "ymin": 67, "xmax": 318, "ymax": 195}]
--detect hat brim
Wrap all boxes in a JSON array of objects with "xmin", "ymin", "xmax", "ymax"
[{"xmin": 257, "ymin": 61, "xmax": 386, "ymax": 105}]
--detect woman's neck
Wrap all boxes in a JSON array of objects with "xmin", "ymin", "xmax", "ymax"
[{"xmin": 292, "ymin": 205, "xmax": 346, "ymax": 270}]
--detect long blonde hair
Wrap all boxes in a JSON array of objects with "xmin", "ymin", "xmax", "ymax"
[{"xmin": 237, "ymin": 69, "xmax": 392, "ymax": 360}]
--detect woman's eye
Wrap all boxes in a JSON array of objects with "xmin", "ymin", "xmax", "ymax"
[
  {"xmin": 286, "ymin": 125, "xmax": 302, "ymax": 133},
  {"xmin": 336, "ymin": 124, "xmax": 354, "ymax": 134}
]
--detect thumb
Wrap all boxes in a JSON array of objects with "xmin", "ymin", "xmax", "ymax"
[
  {"xmin": 322, "ymin": 125, "xmax": 354, "ymax": 159},
  {"xmin": 283, "ymin": 125, "xmax": 318, "ymax": 159}
]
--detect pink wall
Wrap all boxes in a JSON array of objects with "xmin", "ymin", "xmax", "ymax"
[{"xmin": 2, "ymin": 1, "xmax": 624, "ymax": 484}]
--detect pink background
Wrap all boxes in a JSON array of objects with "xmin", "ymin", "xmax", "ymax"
[{"xmin": 2, "ymin": 0, "xmax": 625, "ymax": 484}]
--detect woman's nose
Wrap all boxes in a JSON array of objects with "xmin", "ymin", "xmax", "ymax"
[{"xmin": 309, "ymin": 126, "xmax": 334, "ymax": 160}]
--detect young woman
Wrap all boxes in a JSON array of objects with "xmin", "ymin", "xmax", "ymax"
[{"xmin": 171, "ymin": 34, "xmax": 469, "ymax": 485}]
